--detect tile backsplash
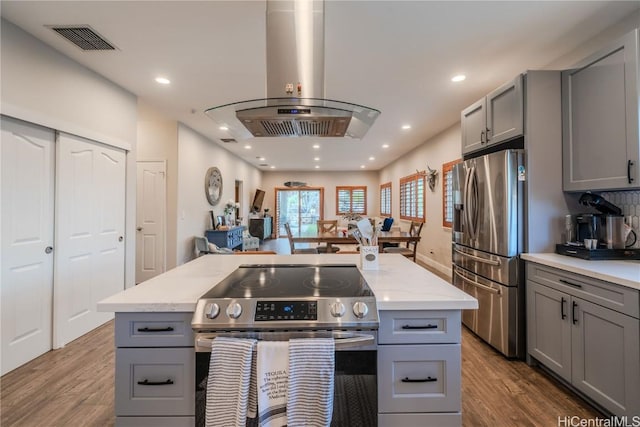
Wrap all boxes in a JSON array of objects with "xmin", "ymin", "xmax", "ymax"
[{"xmin": 601, "ymin": 190, "xmax": 640, "ymax": 249}]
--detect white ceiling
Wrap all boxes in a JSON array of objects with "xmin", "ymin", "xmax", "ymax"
[{"xmin": 2, "ymin": 1, "xmax": 638, "ymax": 171}]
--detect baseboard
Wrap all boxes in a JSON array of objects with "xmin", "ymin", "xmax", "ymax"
[{"xmin": 416, "ymin": 254, "xmax": 452, "ymax": 280}]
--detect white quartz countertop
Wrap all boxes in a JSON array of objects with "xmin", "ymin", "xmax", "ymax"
[
  {"xmin": 98, "ymin": 254, "xmax": 478, "ymax": 313},
  {"xmin": 521, "ymin": 253, "xmax": 640, "ymax": 290}
]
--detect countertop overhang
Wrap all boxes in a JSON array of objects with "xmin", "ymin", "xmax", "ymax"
[
  {"xmin": 98, "ymin": 254, "xmax": 478, "ymax": 313},
  {"xmin": 521, "ymin": 253, "xmax": 640, "ymax": 290}
]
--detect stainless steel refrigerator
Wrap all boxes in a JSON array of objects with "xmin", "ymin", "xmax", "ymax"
[{"xmin": 452, "ymin": 149, "xmax": 525, "ymax": 358}]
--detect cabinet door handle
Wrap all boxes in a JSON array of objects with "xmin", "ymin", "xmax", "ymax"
[
  {"xmin": 480, "ymin": 130, "xmax": 485, "ymax": 144},
  {"xmin": 559, "ymin": 279, "xmax": 582, "ymax": 289},
  {"xmin": 572, "ymin": 301, "xmax": 578, "ymax": 325},
  {"xmin": 485, "ymin": 127, "xmax": 491, "ymax": 141},
  {"xmin": 628, "ymin": 160, "xmax": 635, "ymax": 184},
  {"xmin": 402, "ymin": 324, "xmax": 438, "ymax": 330},
  {"xmin": 401, "ymin": 376, "xmax": 437, "ymax": 383},
  {"xmin": 137, "ymin": 379, "xmax": 174, "ymax": 386},
  {"xmin": 560, "ymin": 297, "xmax": 567, "ymax": 320},
  {"xmin": 137, "ymin": 327, "xmax": 175, "ymax": 332}
]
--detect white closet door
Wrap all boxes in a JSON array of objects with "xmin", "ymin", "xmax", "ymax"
[
  {"xmin": 1, "ymin": 116, "xmax": 55, "ymax": 375},
  {"xmin": 54, "ymin": 133, "xmax": 125, "ymax": 348},
  {"xmin": 136, "ymin": 161, "xmax": 166, "ymax": 283}
]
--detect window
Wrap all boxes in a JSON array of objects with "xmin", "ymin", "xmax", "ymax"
[
  {"xmin": 442, "ymin": 159, "xmax": 461, "ymax": 228},
  {"xmin": 380, "ymin": 182, "xmax": 391, "ymax": 216},
  {"xmin": 336, "ymin": 186, "xmax": 367, "ymax": 215},
  {"xmin": 399, "ymin": 173, "xmax": 425, "ymax": 222}
]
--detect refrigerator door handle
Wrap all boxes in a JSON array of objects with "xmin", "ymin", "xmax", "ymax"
[
  {"xmin": 467, "ymin": 166, "xmax": 479, "ymax": 240},
  {"xmin": 454, "ymin": 269, "xmax": 502, "ymax": 295},
  {"xmin": 453, "ymin": 248, "xmax": 501, "ymax": 266},
  {"xmin": 464, "ymin": 167, "xmax": 474, "ymax": 240}
]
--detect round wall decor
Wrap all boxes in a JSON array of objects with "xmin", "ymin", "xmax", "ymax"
[{"xmin": 204, "ymin": 167, "xmax": 222, "ymax": 206}]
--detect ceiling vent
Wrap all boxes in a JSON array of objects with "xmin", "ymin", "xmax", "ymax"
[
  {"xmin": 220, "ymin": 138, "xmax": 237, "ymax": 143},
  {"xmin": 50, "ymin": 26, "xmax": 116, "ymax": 51}
]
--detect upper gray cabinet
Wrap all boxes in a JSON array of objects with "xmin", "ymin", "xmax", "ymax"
[
  {"xmin": 461, "ymin": 75, "xmax": 524, "ymax": 155},
  {"xmin": 562, "ymin": 29, "xmax": 639, "ymax": 191}
]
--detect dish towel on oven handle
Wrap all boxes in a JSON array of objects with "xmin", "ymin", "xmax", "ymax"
[
  {"xmin": 287, "ymin": 338, "xmax": 335, "ymax": 427},
  {"xmin": 257, "ymin": 340, "xmax": 289, "ymax": 427},
  {"xmin": 206, "ymin": 337, "xmax": 257, "ymax": 427}
]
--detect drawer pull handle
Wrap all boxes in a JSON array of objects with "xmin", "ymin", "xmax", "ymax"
[
  {"xmin": 137, "ymin": 327, "xmax": 175, "ymax": 332},
  {"xmin": 137, "ymin": 379, "xmax": 174, "ymax": 386},
  {"xmin": 559, "ymin": 279, "xmax": 582, "ymax": 289},
  {"xmin": 401, "ymin": 376, "xmax": 437, "ymax": 383},
  {"xmin": 401, "ymin": 324, "xmax": 438, "ymax": 330}
]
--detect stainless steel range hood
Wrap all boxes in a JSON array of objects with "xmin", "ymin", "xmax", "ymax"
[{"xmin": 205, "ymin": 0, "xmax": 380, "ymax": 139}]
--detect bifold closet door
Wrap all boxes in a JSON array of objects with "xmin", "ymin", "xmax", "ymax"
[
  {"xmin": 1, "ymin": 116, "xmax": 55, "ymax": 375},
  {"xmin": 54, "ymin": 132, "xmax": 126, "ymax": 348}
]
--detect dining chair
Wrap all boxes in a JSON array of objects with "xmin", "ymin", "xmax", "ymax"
[
  {"xmin": 316, "ymin": 219, "xmax": 340, "ymax": 253},
  {"xmin": 284, "ymin": 223, "xmax": 318, "ymax": 254},
  {"xmin": 383, "ymin": 221, "xmax": 424, "ymax": 262}
]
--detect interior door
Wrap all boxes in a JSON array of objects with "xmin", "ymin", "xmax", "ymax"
[
  {"xmin": 1, "ymin": 117, "xmax": 55, "ymax": 375},
  {"xmin": 136, "ymin": 161, "xmax": 166, "ymax": 283},
  {"xmin": 54, "ymin": 132, "xmax": 126, "ymax": 348}
]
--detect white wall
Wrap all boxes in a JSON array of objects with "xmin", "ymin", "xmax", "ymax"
[
  {"xmin": 176, "ymin": 124, "xmax": 262, "ymax": 264},
  {"xmin": 137, "ymin": 101, "xmax": 179, "ymax": 270},
  {"xmin": 261, "ymin": 170, "xmax": 380, "ymax": 225},
  {"xmin": 379, "ymin": 124, "xmax": 461, "ymax": 276},
  {"xmin": 0, "ymin": 19, "xmax": 138, "ymax": 288}
]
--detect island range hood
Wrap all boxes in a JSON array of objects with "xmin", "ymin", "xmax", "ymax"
[{"xmin": 205, "ymin": 0, "xmax": 380, "ymax": 139}]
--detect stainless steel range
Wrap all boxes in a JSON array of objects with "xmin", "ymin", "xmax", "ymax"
[
  {"xmin": 192, "ymin": 263, "xmax": 379, "ymax": 338},
  {"xmin": 192, "ymin": 263, "xmax": 379, "ymax": 426}
]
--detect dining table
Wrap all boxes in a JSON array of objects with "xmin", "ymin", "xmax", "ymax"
[{"xmin": 291, "ymin": 229, "xmax": 420, "ymax": 252}]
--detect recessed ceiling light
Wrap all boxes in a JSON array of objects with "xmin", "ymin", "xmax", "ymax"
[
  {"xmin": 155, "ymin": 77, "xmax": 170, "ymax": 85},
  {"xmin": 258, "ymin": 157, "xmax": 266, "ymax": 161},
  {"xmin": 369, "ymin": 156, "xmax": 375, "ymax": 161},
  {"xmin": 360, "ymin": 165, "xmax": 365, "ymax": 169},
  {"xmin": 244, "ymin": 145, "xmax": 252, "ymax": 149},
  {"xmin": 314, "ymin": 157, "xmax": 320, "ymax": 161},
  {"xmin": 270, "ymin": 165, "xmax": 276, "ymax": 169},
  {"xmin": 315, "ymin": 165, "xmax": 320, "ymax": 169},
  {"xmin": 382, "ymin": 144, "xmax": 389, "ymax": 149},
  {"xmin": 312, "ymin": 144, "xmax": 320, "ymax": 149},
  {"xmin": 402, "ymin": 124, "xmax": 411, "ymax": 130},
  {"xmin": 451, "ymin": 74, "xmax": 466, "ymax": 82},
  {"xmin": 219, "ymin": 126, "xmax": 228, "ymax": 131}
]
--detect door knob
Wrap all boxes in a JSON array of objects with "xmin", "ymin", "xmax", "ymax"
[
  {"xmin": 45, "ymin": 246, "xmax": 53, "ymax": 254},
  {"xmin": 136, "ymin": 227, "xmax": 143, "ymax": 231},
  {"xmin": 118, "ymin": 236, "xmax": 124, "ymax": 242}
]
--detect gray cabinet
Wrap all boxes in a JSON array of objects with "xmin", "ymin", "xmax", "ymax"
[
  {"xmin": 461, "ymin": 75, "xmax": 524, "ymax": 155},
  {"xmin": 114, "ymin": 312, "xmax": 195, "ymax": 426},
  {"xmin": 562, "ymin": 28, "xmax": 639, "ymax": 191},
  {"xmin": 526, "ymin": 263, "xmax": 640, "ymax": 416},
  {"xmin": 205, "ymin": 226, "xmax": 243, "ymax": 250},
  {"xmin": 249, "ymin": 217, "xmax": 272, "ymax": 240},
  {"xmin": 378, "ymin": 310, "xmax": 462, "ymax": 426}
]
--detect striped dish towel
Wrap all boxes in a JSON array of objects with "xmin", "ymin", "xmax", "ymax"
[
  {"xmin": 206, "ymin": 337, "xmax": 257, "ymax": 427},
  {"xmin": 257, "ymin": 340, "xmax": 289, "ymax": 427},
  {"xmin": 287, "ymin": 338, "xmax": 335, "ymax": 427}
]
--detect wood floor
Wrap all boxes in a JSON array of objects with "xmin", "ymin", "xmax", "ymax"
[{"xmin": 1, "ymin": 245, "xmax": 601, "ymax": 426}]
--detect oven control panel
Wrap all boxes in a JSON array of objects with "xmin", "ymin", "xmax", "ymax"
[{"xmin": 255, "ymin": 300, "xmax": 317, "ymax": 321}]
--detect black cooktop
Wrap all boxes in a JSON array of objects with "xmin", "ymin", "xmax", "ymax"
[{"xmin": 201, "ymin": 264, "xmax": 374, "ymax": 299}]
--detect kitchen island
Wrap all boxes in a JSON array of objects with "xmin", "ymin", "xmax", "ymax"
[{"xmin": 98, "ymin": 254, "xmax": 477, "ymax": 426}]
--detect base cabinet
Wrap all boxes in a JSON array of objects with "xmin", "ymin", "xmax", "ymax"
[
  {"xmin": 114, "ymin": 312, "xmax": 194, "ymax": 426},
  {"xmin": 378, "ymin": 310, "xmax": 463, "ymax": 426},
  {"xmin": 526, "ymin": 263, "xmax": 640, "ymax": 416},
  {"xmin": 249, "ymin": 217, "xmax": 272, "ymax": 240},
  {"xmin": 205, "ymin": 226, "xmax": 243, "ymax": 250}
]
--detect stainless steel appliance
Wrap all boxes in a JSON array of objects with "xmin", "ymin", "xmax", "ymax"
[
  {"xmin": 192, "ymin": 264, "xmax": 379, "ymax": 426},
  {"xmin": 452, "ymin": 149, "xmax": 525, "ymax": 358}
]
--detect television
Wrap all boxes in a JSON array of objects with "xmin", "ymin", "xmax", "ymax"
[{"xmin": 251, "ymin": 189, "xmax": 266, "ymax": 213}]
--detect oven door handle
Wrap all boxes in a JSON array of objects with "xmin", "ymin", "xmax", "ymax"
[{"xmin": 196, "ymin": 333, "xmax": 375, "ymax": 351}]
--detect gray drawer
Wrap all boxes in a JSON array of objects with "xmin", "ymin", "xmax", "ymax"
[
  {"xmin": 526, "ymin": 263, "xmax": 639, "ymax": 318},
  {"xmin": 115, "ymin": 347, "xmax": 195, "ymax": 416},
  {"xmin": 378, "ymin": 412, "xmax": 461, "ymax": 427},
  {"xmin": 116, "ymin": 416, "xmax": 194, "ymax": 427},
  {"xmin": 378, "ymin": 344, "xmax": 461, "ymax": 413},
  {"xmin": 115, "ymin": 312, "xmax": 194, "ymax": 347},
  {"xmin": 378, "ymin": 310, "xmax": 461, "ymax": 344}
]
